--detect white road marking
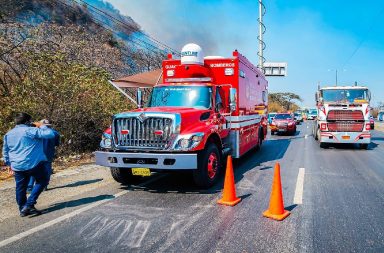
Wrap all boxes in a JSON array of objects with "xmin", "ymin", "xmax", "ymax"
[
  {"xmin": 305, "ymin": 134, "xmax": 308, "ymax": 139},
  {"xmin": 0, "ymin": 174, "xmax": 165, "ymax": 248},
  {"xmin": 293, "ymin": 168, "xmax": 305, "ymax": 205},
  {"xmin": 129, "ymin": 220, "xmax": 151, "ymax": 248}
]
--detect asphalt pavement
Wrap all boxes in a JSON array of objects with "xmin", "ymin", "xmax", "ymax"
[{"xmin": 0, "ymin": 121, "xmax": 383, "ymax": 253}]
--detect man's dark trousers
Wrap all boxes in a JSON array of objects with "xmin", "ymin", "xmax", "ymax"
[{"xmin": 14, "ymin": 162, "xmax": 50, "ymax": 211}]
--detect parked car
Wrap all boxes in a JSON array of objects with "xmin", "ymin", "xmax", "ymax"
[
  {"xmin": 270, "ymin": 113, "xmax": 297, "ymax": 135},
  {"xmin": 294, "ymin": 112, "xmax": 303, "ymax": 124},
  {"xmin": 370, "ymin": 117, "xmax": 375, "ymax": 130},
  {"xmin": 268, "ymin": 112, "xmax": 277, "ymax": 125}
]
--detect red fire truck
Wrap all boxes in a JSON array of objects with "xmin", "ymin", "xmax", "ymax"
[{"xmin": 95, "ymin": 43, "xmax": 268, "ymax": 188}]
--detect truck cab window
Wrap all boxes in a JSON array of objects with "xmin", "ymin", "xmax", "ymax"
[{"xmin": 215, "ymin": 87, "xmax": 224, "ymax": 112}]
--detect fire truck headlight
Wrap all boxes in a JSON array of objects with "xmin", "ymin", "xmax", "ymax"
[
  {"xmin": 175, "ymin": 133, "xmax": 204, "ymax": 150},
  {"xmin": 100, "ymin": 133, "xmax": 112, "ymax": 149},
  {"xmin": 179, "ymin": 139, "xmax": 191, "ymax": 149}
]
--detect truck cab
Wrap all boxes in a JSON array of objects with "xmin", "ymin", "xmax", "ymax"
[
  {"xmin": 313, "ymin": 85, "xmax": 371, "ymax": 149},
  {"xmin": 95, "ymin": 43, "xmax": 268, "ymax": 188}
]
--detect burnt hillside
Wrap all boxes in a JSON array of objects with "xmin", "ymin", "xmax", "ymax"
[
  {"xmin": 0, "ymin": 0, "xmax": 140, "ymax": 36},
  {"xmin": 0, "ymin": 0, "xmax": 166, "ymax": 154}
]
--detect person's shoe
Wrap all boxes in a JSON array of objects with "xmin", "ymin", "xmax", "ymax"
[{"xmin": 20, "ymin": 206, "xmax": 42, "ymax": 217}]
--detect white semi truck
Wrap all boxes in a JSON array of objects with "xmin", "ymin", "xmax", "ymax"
[{"xmin": 313, "ymin": 85, "xmax": 371, "ymax": 149}]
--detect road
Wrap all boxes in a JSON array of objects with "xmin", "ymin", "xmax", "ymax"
[{"xmin": 0, "ymin": 121, "xmax": 383, "ymax": 252}]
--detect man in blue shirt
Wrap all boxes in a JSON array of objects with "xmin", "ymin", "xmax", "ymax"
[
  {"xmin": 28, "ymin": 119, "xmax": 60, "ymax": 191},
  {"xmin": 2, "ymin": 112, "xmax": 55, "ymax": 216}
]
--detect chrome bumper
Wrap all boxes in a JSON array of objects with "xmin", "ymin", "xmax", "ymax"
[
  {"xmin": 319, "ymin": 132, "xmax": 371, "ymax": 144},
  {"xmin": 95, "ymin": 151, "xmax": 197, "ymax": 170}
]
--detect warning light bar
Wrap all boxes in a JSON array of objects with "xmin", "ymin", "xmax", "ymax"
[{"xmin": 165, "ymin": 77, "xmax": 212, "ymax": 83}]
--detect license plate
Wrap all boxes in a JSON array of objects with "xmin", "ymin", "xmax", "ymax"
[
  {"xmin": 342, "ymin": 135, "xmax": 350, "ymax": 140},
  {"xmin": 278, "ymin": 129, "xmax": 285, "ymax": 132},
  {"xmin": 132, "ymin": 168, "xmax": 151, "ymax": 176}
]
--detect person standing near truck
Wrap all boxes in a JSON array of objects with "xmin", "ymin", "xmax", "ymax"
[
  {"xmin": 2, "ymin": 113, "xmax": 55, "ymax": 216},
  {"xmin": 27, "ymin": 119, "xmax": 60, "ymax": 192}
]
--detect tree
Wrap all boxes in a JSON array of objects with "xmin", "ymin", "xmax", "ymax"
[{"xmin": 269, "ymin": 92, "xmax": 303, "ymax": 111}]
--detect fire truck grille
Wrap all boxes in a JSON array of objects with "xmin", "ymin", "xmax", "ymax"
[
  {"xmin": 327, "ymin": 110, "xmax": 364, "ymax": 121},
  {"xmin": 114, "ymin": 117, "xmax": 173, "ymax": 149},
  {"xmin": 327, "ymin": 122, "xmax": 364, "ymax": 132}
]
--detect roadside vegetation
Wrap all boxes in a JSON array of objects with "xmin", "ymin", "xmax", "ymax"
[
  {"xmin": 268, "ymin": 92, "xmax": 302, "ymax": 112},
  {"xmin": 0, "ymin": 0, "xmax": 165, "ymax": 156}
]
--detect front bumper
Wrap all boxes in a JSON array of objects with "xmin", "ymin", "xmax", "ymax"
[
  {"xmin": 270, "ymin": 125, "xmax": 295, "ymax": 132},
  {"xmin": 319, "ymin": 132, "xmax": 371, "ymax": 144},
  {"xmin": 95, "ymin": 151, "xmax": 197, "ymax": 170}
]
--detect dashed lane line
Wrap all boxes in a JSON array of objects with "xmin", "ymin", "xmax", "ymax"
[
  {"xmin": 0, "ymin": 174, "xmax": 166, "ymax": 249},
  {"xmin": 293, "ymin": 168, "xmax": 305, "ymax": 205}
]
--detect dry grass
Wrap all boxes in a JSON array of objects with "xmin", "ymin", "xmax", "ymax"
[{"xmin": 0, "ymin": 153, "xmax": 95, "ymax": 181}]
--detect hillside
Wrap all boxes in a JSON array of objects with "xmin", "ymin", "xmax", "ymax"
[
  {"xmin": 0, "ymin": 0, "xmax": 140, "ymax": 35},
  {"xmin": 0, "ymin": 0, "xmax": 165, "ymax": 155}
]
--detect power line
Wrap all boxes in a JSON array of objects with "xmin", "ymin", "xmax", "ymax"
[
  {"xmin": 72, "ymin": 0, "xmax": 174, "ymax": 54},
  {"xmin": 55, "ymin": 0, "xmax": 168, "ymax": 56},
  {"xmin": 342, "ymin": 5, "xmax": 384, "ymax": 68},
  {"xmin": 74, "ymin": 0, "xmax": 179, "ymax": 55}
]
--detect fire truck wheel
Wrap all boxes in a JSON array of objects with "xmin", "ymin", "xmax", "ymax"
[
  {"xmin": 110, "ymin": 168, "xmax": 140, "ymax": 185},
  {"xmin": 193, "ymin": 143, "xmax": 221, "ymax": 188},
  {"xmin": 256, "ymin": 129, "xmax": 263, "ymax": 150},
  {"xmin": 319, "ymin": 142, "xmax": 329, "ymax": 149}
]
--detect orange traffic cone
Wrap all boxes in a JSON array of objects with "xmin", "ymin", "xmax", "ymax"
[
  {"xmin": 217, "ymin": 156, "xmax": 241, "ymax": 206},
  {"xmin": 263, "ymin": 162, "xmax": 290, "ymax": 221}
]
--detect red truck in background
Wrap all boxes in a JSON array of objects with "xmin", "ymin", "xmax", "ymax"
[{"xmin": 95, "ymin": 43, "xmax": 268, "ymax": 188}]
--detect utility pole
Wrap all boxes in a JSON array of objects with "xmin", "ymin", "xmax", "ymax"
[
  {"xmin": 258, "ymin": 0, "xmax": 266, "ymax": 69},
  {"xmin": 335, "ymin": 69, "xmax": 338, "ymax": 86},
  {"xmin": 259, "ymin": 1, "xmax": 288, "ymax": 76}
]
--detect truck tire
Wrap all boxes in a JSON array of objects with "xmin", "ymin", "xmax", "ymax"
[
  {"xmin": 193, "ymin": 143, "xmax": 222, "ymax": 188},
  {"xmin": 315, "ymin": 128, "xmax": 320, "ymax": 141},
  {"xmin": 110, "ymin": 168, "xmax": 140, "ymax": 185},
  {"xmin": 319, "ymin": 142, "xmax": 328, "ymax": 149},
  {"xmin": 255, "ymin": 128, "xmax": 263, "ymax": 151}
]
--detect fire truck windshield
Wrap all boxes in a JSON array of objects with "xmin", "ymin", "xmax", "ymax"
[
  {"xmin": 148, "ymin": 86, "xmax": 212, "ymax": 109},
  {"xmin": 321, "ymin": 89, "xmax": 369, "ymax": 103}
]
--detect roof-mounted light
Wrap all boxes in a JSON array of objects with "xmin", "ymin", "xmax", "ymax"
[
  {"xmin": 167, "ymin": 70, "xmax": 175, "ymax": 77},
  {"xmin": 165, "ymin": 77, "xmax": 212, "ymax": 83}
]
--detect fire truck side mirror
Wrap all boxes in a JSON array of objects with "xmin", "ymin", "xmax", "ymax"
[
  {"xmin": 137, "ymin": 88, "xmax": 143, "ymax": 108},
  {"xmin": 229, "ymin": 88, "xmax": 237, "ymax": 113}
]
